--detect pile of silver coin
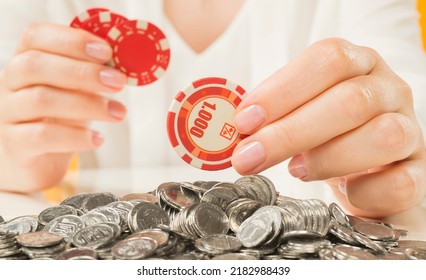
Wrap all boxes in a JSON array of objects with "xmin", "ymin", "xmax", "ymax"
[{"xmin": 1, "ymin": 174, "xmax": 426, "ymax": 260}]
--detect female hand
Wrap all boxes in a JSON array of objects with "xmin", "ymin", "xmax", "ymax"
[
  {"xmin": 0, "ymin": 23, "xmax": 127, "ymax": 192},
  {"xmin": 231, "ymin": 38, "xmax": 426, "ymax": 218}
]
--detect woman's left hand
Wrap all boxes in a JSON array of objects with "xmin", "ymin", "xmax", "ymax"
[{"xmin": 231, "ymin": 38, "xmax": 426, "ymax": 218}]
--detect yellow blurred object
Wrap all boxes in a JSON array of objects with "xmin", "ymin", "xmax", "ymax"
[
  {"xmin": 419, "ymin": 0, "xmax": 426, "ymax": 50},
  {"xmin": 43, "ymin": 155, "xmax": 79, "ymax": 204}
]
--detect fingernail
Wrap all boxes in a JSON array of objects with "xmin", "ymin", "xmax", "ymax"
[
  {"xmin": 232, "ymin": 142, "xmax": 266, "ymax": 173},
  {"xmin": 99, "ymin": 68, "xmax": 127, "ymax": 89},
  {"xmin": 288, "ymin": 154, "xmax": 308, "ymax": 180},
  {"xmin": 92, "ymin": 132, "xmax": 104, "ymax": 147},
  {"xmin": 338, "ymin": 177, "xmax": 347, "ymax": 195},
  {"xmin": 108, "ymin": 100, "xmax": 127, "ymax": 120},
  {"xmin": 234, "ymin": 105, "xmax": 265, "ymax": 134},
  {"xmin": 85, "ymin": 42, "xmax": 111, "ymax": 61}
]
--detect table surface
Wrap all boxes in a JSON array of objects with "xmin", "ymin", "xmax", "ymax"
[{"xmin": 1, "ymin": 166, "xmax": 425, "ymax": 240}]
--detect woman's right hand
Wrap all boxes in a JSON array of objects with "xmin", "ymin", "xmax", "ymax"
[{"xmin": 0, "ymin": 23, "xmax": 128, "ymax": 192}]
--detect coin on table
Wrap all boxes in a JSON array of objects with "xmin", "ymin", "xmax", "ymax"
[
  {"xmin": 329, "ymin": 202, "xmax": 352, "ymax": 229},
  {"xmin": 81, "ymin": 212, "xmax": 108, "ymax": 226},
  {"xmin": 200, "ymin": 234, "xmax": 242, "ymax": 253},
  {"xmin": 81, "ymin": 192, "xmax": 119, "ymax": 213},
  {"xmin": 55, "ymin": 247, "xmax": 98, "ymax": 260},
  {"xmin": 237, "ymin": 215, "xmax": 272, "ymax": 248},
  {"xmin": 404, "ymin": 248, "xmax": 426, "ymax": 260},
  {"xmin": 112, "ymin": 237, "xmax": 158, "ymax": 260},
  {"xmin": 60, "ymin": 193, "xmax": 92, "ymax": 209},
  {"xmin": 43, "ymin": 215, "xmax": 85, "ymax": 243},
  {"xmin": 0, "ymin": 216, "xmax": 38, "ymax": 235},
  {"xmin": 128, "ymin": 202, "xmax": 170, "ymax": 232},
  {"xmin": 38, "ymin": 205, "xmax": 78, "ymax": 226},
  {"xmin": 16, "ymin": 232, "xmax": 63, "ymax": 248},
  {"xmin": 333, "ymin": 244, "xmax": 378, "ymax": 260},
  {"xmin": 125, "ymin": 229, "xmax": 169, "ymax": 248},
  {"xmin": 353, "ymin": 221, "xmax": 396, "ymax": 241},
  {"xmin": 191, "ymin": 203, "xmax": 229, "ymax": 237},
  {"xmin": 72, "ymin": 223, "xmax": 118, "ymax": 249},
  {"xmin": 211, "ymin": 253, "xmax": 258, "ymax": 260},
  {"xmin": 201, "ymin": 187, "xmax": 239, "ymax": 211}
]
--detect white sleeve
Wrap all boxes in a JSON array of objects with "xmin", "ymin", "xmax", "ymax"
[{"xmin": 338, "ymin": 0, "xmax": 426, "ymax": 141}]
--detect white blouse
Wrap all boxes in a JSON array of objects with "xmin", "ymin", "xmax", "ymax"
[{"xmin": 0, "ymin": 0, "xmax": 425, "ymax": 173}]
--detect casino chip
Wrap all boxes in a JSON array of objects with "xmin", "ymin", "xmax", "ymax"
[
  {"xmin": 81, "ymin": 11, "xmax": 128, "ymax": 39},
  {"xmin": 70, "ymin": 8, "xmax": 109, "ymax": 28},
  {"xmin": 167, "ymin": 77, "xmax": 247, "ymax": 171},
  {"xmin": 106, "ymin": 20, "xmax": 171, "ymax": 86}
]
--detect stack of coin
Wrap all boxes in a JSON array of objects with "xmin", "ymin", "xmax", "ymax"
[
  {"xmin": 0, "ymin": 231, "xmax": 25, "ymax": 259},
  {"xmin": 16, "ymin": 232, "xmax": 66, "ymax": 259},
  {"xmin": 1, "ymin": 175, "xmax": 426, "ymax": 260}
]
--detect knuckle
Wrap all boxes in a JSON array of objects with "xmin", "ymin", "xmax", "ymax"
[
  {"xmin": 372, "ymin": 115, "xmax": 412, "ymax": 157},
  {"xmin": 270, "ymin": 122, "xmax": 297, "ymax": 152},
  {"xmin": 314, "ymin": 38, "xmax": 354, "ymax": 69},
  {"xmin": 69, "ymin": 61, "xmax": 93, "ymax": 85},
  {"xmin": 337, "ymin": 81, "xmax": 375, "ymax": 123},
  {"xmin": 19, "ymin": 22, "xmax": 42, "ymax": 49},
  {"xmin": 29, "ymin": 86, "xmax": 51, "ymax": 108},
  {"xmin": 15, "ymin": 50, "xmax": 42, "ymax": 76}
]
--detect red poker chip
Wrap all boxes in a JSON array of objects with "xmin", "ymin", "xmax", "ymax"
[
  {"xmin": 70, "ymin": 8, "xmax": 110, "ymax": 28},
  {"xmin": 81, "ymin": 11, "xmax": 128, "ymax": 39},
  {"xmin": 106, "ymin": 20, "xmax": 171, "ymax": 86},
  {"xmin": 167, "ymin": 77, "xmax": 247, "ymax": 171}
]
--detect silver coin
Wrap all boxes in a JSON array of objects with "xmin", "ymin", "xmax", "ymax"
[
  {"xmin": 81, "ymin": 212, "xmax": 108, "ymax": 226},
  {"xmin": 55, "ymin": 247, "xmax": 98, "ymax": 260},
  {"xmin": 38, "ymin": 205, "xmax": 77, "ymax": 226},
  {"xmin": 125, "ymin": 229, "xmax": 169, "ymax": 248},
  {"xmin": 81, "ymin": 192, "xmax": 119, "ymax": 213},
  {"xmin": 72, "ymin": 224, "xmax": 117, "ymax": 249},
  {"xmin": 16, "ymin": 232, "xmax": 63, "ymax": 248},
  {"xmin": 329, "ymin": 203, "xmax": 352, "ymax": 229},
  {"xmin": 353, "ymin": 221, "xmax": 396, "ymax": 241},
  {"xmin": 128, "ymin": 202, "xmax": 170, "ymax": 233},
  {"xmin": 0, "ymin": 215, "xmax": 5, "ymax": 224},
  {"xmin": 43, "ymin": 215, "xmax": 85, "ymax": 243},
  {"xmin": 200, "ymin": 234, "xmax": 242, "ymax": 253},
  {"xmin": 106, "ymin": 201, "xmax": 133, "ymax": 229},
  {"xmin": 91, "ymin": 207, "xmax": 121, "ymax": 225},
  {"xmin": 192, "ymin": 203, "xmax": 229, "ymax": 237},
  {"xmin": 351, "ymin": 231, "xmax": 387, "ymax": 254},
  {"xmin": 405, "ymin": 248, "xmax": 426, "ymax": 260},
  {"xmin": 158, "ymin": 182, "xmax": 200, "ymax": 210},
  {"xmin": 21, "ymin": 242, "xmax": 66, "ymax": 258},
  {"xmin": 201, "ymin": 187, "xmax": 239, "ymax": 211},
  {"xmin": 211, "ymin": 253, "xmax": 258, "ymax": 260},
  {"xmin": 60, "ymin": 193, "xmax": 92, "ymax": 209},
  {"xmin": 237, "ymin": 216, "xmax": 272, "ymax": 248},
  {"xmin": 0, "ymin": 216, "xmax": 38, "ymax": 234},
  {"xmin": 111, "ymin": 237, "xmax": 158, "ymax": 260},
  {"xmin": 333, "ymin": 244, "xmax": 378, "ymax": 260}
]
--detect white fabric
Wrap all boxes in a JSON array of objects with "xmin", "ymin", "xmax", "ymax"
[{"xmin": 0, "ymin": 0, "xmax": 426, "ymax": 172}]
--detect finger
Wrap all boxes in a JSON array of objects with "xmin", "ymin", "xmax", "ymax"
[
  {"xmin": 1, "ymin": 86, "xmax": 127, "ymax": 123},
  {"xmin": 17, "ymin": 22, "xmax": 112, "ymax": 63},
  {"xmin": 4, "ymin": 51, "xmax": 126, "ymax": 92},
  {"xmin": 287, "ymin": 113, "xmax": 422, "ymax": 180},
  {"xmin": 329, "ymin": 158, "xmax": 426, "ymax": 217},
  {"xmin": 232, "ymin": 72, "xmax": 413, "ymax": 175},
  {"xmin": 0, "ymin": 122, "xmax": 104, "ymax": 162},
  {"xmin": 234, "ymin": 38, "xmax": 383, "ymax": 134}
]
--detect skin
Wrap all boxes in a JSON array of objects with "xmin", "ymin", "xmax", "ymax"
[{"xmin": 0, "ymin": 1, "xmax": 425, "ymax": 218}]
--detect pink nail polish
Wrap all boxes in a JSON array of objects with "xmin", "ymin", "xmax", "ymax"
[
  {"xmin": 99, "ymin": 68, "xmax": 127, "ymax": 89},
  {"xmin": 233, "ymin": 142, "xmax": 266, "ymax": 173},
  {"xmin": 288, "ymin": 154, "xmax": 308, "ymax": 180},
  {"xmin": 92, "ymin": 132, "xmax": 105, "ymax": 147},
  {"xmin": 234, "ymin": 105, "xmax": 265, "ymax": 134},
  {"xmin": 108, "ymin": 100, "xmax": 127, "ymax": 120}
]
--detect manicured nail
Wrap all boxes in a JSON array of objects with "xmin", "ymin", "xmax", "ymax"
[
  {"xmin": 99, "ymin": 68, "xmax": 127, "ymax": 89},
  {"xmin": 338, "ymin": 177, "xmax": 347, "ymax": 195},
  {"xmin": 85, "ymin": 42, "xmax": 111, "ymax": 61},
  {"xmin": 108, "ymin": 100, "xmax": 127, "ymax": 120},
  {"xmin": 234, "ymin": 105, "xmax": 266, "ymax": 134},
  {"xmin": 288, "ymin": 154, "xmax": 308, "ymax": 180},
  {"xmin": 92, "ymin": 132, "xmax": 104, "ymax": 147},
  {"xmin": 233, "ymin": 142, "xmax": 266, "ymax": 173}
]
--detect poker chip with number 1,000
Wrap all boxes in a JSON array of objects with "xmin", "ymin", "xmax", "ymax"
[
  {"xmin": 167, "ymin": 77, "xmax": 247, "ymax": 171},
  {"xmin": 106, "ymin": 19, "xmax": 171, "ymax": 86}
]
